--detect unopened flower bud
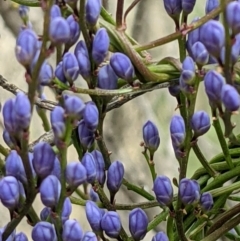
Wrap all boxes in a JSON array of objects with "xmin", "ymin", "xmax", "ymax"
[
  {"xmin": 101, "ymin": 211, "xmax": 122, "ymax": 238},
  {"xmin": 40, "ymin": 207, "xmax": 51, "ymax": 221},
  {"xmin": 170, "ymin": 115, "xmax": 186, "ymax": 148},
  {"xmin": 129, "ymin": 208, "xmax": 148, "ymax": 241},
  {"xmin": 50, "ymin": 5, "xmax": 61, "ymax": 19},
  {"xmin": 152, "ymin": 232, "xmax": 169, "ymax": 241},
  {"xmin": 55, "ymin": 61, "xmax": 67, "ymax": 84},
  {"xmin": 191, "ymin": 41, "xmax": 209, "ymax": 66},
  {"xmin": 200, "ymin": 192, "xmax": 214, "ymax": 211},
  {"xmin": 32, "ymin": 222, "xmax": 57, "ymax": 241},
  {"xmin": 39, "ymin": 62, "xmax": 54, "ymax": 86},
  {"xmin": 62, "ymin": 197, "xmax": 72, "ymax": 224},
  {"xmin": 163, "ymin": 0, "xmax": 182, "ymax": 18},
  {"xmin": 51, "ymin": 157, "xmax": 61, "ymax": 180},
  {"xmin": 66, "ymin": 15, "xmax": 81, "ymax": 47},
  {"xmin": 83, "ymin": 101, "xmax": 99, "ymax": 130},
  {"xmin": 89, "ymin": 187, "xmax": 99, "ymax": 202},
  {"xmin": 15, "ymin": 232, "xmax": 28, "ymax": 241},
  {"xmin": 62, "ymin": 220, "xmax": 83, "ymax": 241},
  {"xmin": 97, "ymin": 65, "xmax": 118, "ymax": 89},
  {"xmin": 82, "ymin": 232, "xmax": 98, "ymax": 241},
  {"xmin": 3, "ymin": 99, "xmax": 17, "ymax": 133},
  {"xmin": 153, "ymin": 175, "xmax": 173, "ymax": 206},
  {"xmin": 221, "ymin": 84, "xmax": 240, "ymax": 111},
  {"xmin": 64, "ymin": 94, "xmax": 85, "ymax": 119},
  {"xmin": 77, "ymin": 120, "xmax": 95, "ymax": 148},
  {"xmin": 40, "ymin": 175, "xmax": 61, "ymax": 208},
  {"xmin": 85, "ymin": 0, "xmax": 101, "ymax": 25},
  {"xmin": 179, "ymin": 178, "xmax": 200, "ymax": 205},
  {"xmin": 226, "ymin": 2, "xmax": 240, "ymax": 36},
  {"xmin": 182, "ymin": 0, "xmax": 196, "ymax": 14},
  {"xmin": 62, "ymin": 53, "xmax": 79, "ymax": 84},
  {"xmin": 191, "ymin": 111, "xmax": 211, "ymax": 137},
  {"xmin": 181, "ymin": 56, "xmax": 196, "ymax": 84},
  {"xmin": 3, "ymin": 129, "xmax": 14, "ymax": 148},
  {"xmin": 205, "ymin": 0, "xmax": 220, "ymax": 20},
  {"xmin": 81, "ymin": 153, "xmax": 97, "ymax": 183}
]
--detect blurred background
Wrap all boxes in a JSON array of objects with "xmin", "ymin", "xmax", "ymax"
[{"xmin": 0, "ymin": 0, "xmax": 229, "ymax": 240}]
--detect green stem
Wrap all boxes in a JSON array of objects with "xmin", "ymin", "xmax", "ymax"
[
  {"xmin": 116, "ymin": 0, "xmax": 124, "ymax": 28},
  {"xmin": 167, "ymin": 216, "xmax": 175, "ymax": 241},
  {"xmin": 0, "ymin": 143, "xmax": 9, "ymax": 157},
  {"xmin": 209, "ymin": 147, "xmax": 240, "ymax": 164},
  {"xmin": 147, "ymin": 209, "xmax": 169, "ymax": 231},
  {"xmin": 37, "ymin": 108, "xmax": 51, "ymax": 132},
  {"xmin": 142, "ymin": 151, "xmax": 157, "ymax": 182},
  {"xmin": 10, "ymin": 0, "xmax": 40, "ymax": 6},
  {"xmin": 210, "ymin": 181, "xmax": 240, "ymax": 198}
]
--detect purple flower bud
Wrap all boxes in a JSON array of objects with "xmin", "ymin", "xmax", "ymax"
[
  {"xmin": 163, "ymin": 0, "xmax": 182, "ymax": 17},
  {"xmin": 182, "ymin": 56, "xmax": 195, "ymax": 72},
  {"xmin": 91, "ymin": 150, "xmax": 106, "ymax": 186},
  {"xmin": 3, "ymin": 99, "xmax": 17, "ymax": 133},
  {"xmin": 168, "ymin": 85, "xmax": 181, "ymax": 97},
  {"xmin": 85, "ymin": 0, "xmax": 102, "ymax": 25},
  {"xmin": 40, "ymin": 175, "xmax": 61, "ymax": 208},
  {"xmin": 200, "ymin": 20, "xmax": 225, "ymax": 57},
  {"xmin": 19, "ymin": 5, "xmax": 29, "ymax": 20},
  {"xmin": 110, "ymin": 53, "xmax": 135, "ymax": 82},
  {"xmin": 221, "ymin": 84, "xmax": 240, "ymax": 111},
  {"xmin": 92, "ymin": 28, "xmax": 109, "ymax": 64},
  {"xmin": 129, "ymin": 208, "xmax": 148, "ymax": 241},
  {"xmin": 49, "ymin": 17, "xmax": 70, "ymax": 44},
  {"xmin": 33, "ymin": 142, "xmax": 56, "ymax": 178},
  {"xmin": 40, "ymin": 207, "xmax": 51, "ymax": 221},
  {"xmin": 75, "ymin": 48, "xmax": 91, "ymax": 80},
  {"xmin": 97, "ymin": 65, "xmax": 118, "ymax": 89},
  {"xmin": 182, "ymin": 0, "xmax": 196, "ymax": 14},
  {"xmin": 89, "ymin": 187, "xmax": 99, "ymax": 202},
  {"xmin": 187, "ymin": 17, "xmax": 201, "ymax": 47},
  {"xmin": 65, "ymin": 162, "xmax": 87, "ymax": 186},
  {"xmin": 74, "ymin": 40, "xmax": 89, "ymax": 58},
  {"xmin": 142, "ymin": 120, "xmax": 160, "ymax": 153},
  {"xmin": 50, "ymin": 5, "xmax": 61, "ymax": 19},
  {"xmin": 55, "ymin": 61, "xmax": 68, "ymax": 84},
  {"xmin": 205, "ymin": 0, "xmax": 220, "ymax": 20},
  {"xmin": 153, "ymin": 175, "xmax": 173, "ymax": 206},
  {"xmin": 32, "ymin": 222, "xmax": 57, "ymax": 241},
  {"xmin": 15, "ymin": 232, "xmax": 28, "ymax": 241},
  {"xmin": 83, "ymin": 102, "xmax": 99, "ymax": 130},
  {"xmin": 107, "ymin": 161, "xmax": 124, "ymax": 195},
  {"xmin": 15, "ymin": 92, "xmax": 31, "ymax": 129},
  {"xmin": 3, "ymin": 129, "xmax": 14, "ymax": 148},
  {"xmin": 191, "ymin": 41, "xmax": 209, "ymax": 66},
  {"xmin": 62, "ymin": 220, "xmax": 83, "ymax": 241},
  {"xmin": 51, "ymin": 106, "xmax": 66, "ymax": 140},
  {"xmin": 170, "ymin": 115, "xmax": 186, "ymax": 148},
  {"xmin": 226, "ymin": 2, "xmax": 240, "ymax": 36},
  {"xmin": 51, "ymin": 157, "xmax": 61, "ymax": 180},
  {"xmin": 200, "ymin": 192, "xmax": 214, "ymax": 211},
  {"xmin": 62, "ymin": 53, "xmax": 79, "ymax": 83},
  {"xmin": 0, "ymin": 176, "xmax": 20, "ymax": 209},
  {"xmin": 152, "ymin": 232, "xmax": 169, "ymax": 241},
  {"xmin": 204, "ymin": 70, "xmax": 225, "ymax": 106},
  {"xmin": 85, "ymin": 200, "xmax": 104, "ymax": 232},
  {"xmin": 181, "ymin": 56, "xmax": 196, "ymax": 84},
  {"xmin": 78, "ymin": 120, "xmax": 95, "ymax": 148},
  {"xmin": 221, "ymin": 39, "xmax": 240, "ymax": 65},
  {"xmin": 64, "ymin": 95, "xmax": 85, "ymax": 118},
  {"xmin": 82, "ymin": 232, "xmax": 98, "ymax": 241},
  {"xmin": 179, "ymin": 178, "xmax": 200, "ymax": 205},
  {"xmin": 66, "ymin": 15, "xmax": 81, "ymax": 47},
  {"xmin": 62, "ymin": 197, "xmax": 72, "ymax": 224},
  {"xmin": 5, "ymin": 150, "xmax": 27, "ymax": 184},
  {"xmin": 15, "ymin": 29, "xmax": 38, "ymax": 66},
  {"xmin": 0, "ymin": 227, "xmax": 16, "ymax": 241},
  {"xmin": 39, "ymin": 62, "xmax": 54, "ymax": 85},
  {"xmin": 101, "ymin": 211, "xmax": 122, "ymax": 238},
  {"xmin": 191, "ymin": 111, "xmax": 211, "ymax": 137},
  {"xmin": 81, "ymin": 153, "xmax": 97, "ymax": 183}
]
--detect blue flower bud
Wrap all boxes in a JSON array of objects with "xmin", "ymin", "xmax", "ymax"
[
  {"xmin": 66, "ymin": 15, "xmax": 81, "ymax": 47},
  {"xmin": 191, "ymin": 41, "xmax": 209, "ymax": 66},
  {"xmin": 0, "ymin": 227, "xmax": 16, "ymax": 241},
  {"xmin": 89, "ymin": 187, "xmax": 99, "ymax": 202},
  {"xmin": 78, "ymin": 120, "xmax": 95, "ymax": 148},
  {"xmin": 15, "ymin": 92, "xmax": 31, "ymax": 129},
  {"xmin": 39, "ymin": 62, "xmax": 54, "ymax": 86},
  {"xmin": 163, "ymin": 0, "xmax": 182, "ymax": 17},
  {"xmin": 182, "ymin": 0, "xmax": 196, "ymax": 14},
  {"xmin": 221, "ymin": 84, "xmax": 240, "ymax": 112},
  {"xmin": 85, "ymin": 0, "xmax": 102, "ymax": 25},
  {"xmin": 15, "ymin": 232, "xmax": 28, "ymax": 241},
  {"xmin": 179, "ymin": 178, "xmax": 200, "ymax": 205},
  {"xmin": 181, "ymin": 56, "xmax": 196, "ymax": 84},
  {"xmin": 168, "ymin": 85, "xmax": 181, "ymax": 97},
  {"xmin": 200, "ymin": 20, "xmax": 225, "ymax": 57},
  {"xmin": 187, "ymin": 17, "xmax": 201, "ymax": 48},
  {"xmin": 64, "ymin": 94, "xmax": 85, "ymax": 118},
  {"xmin": 3, "ymin": 99, "xmax": 17, "ymax": 133},
  {"xmin": 204, "ymin": 70, "xmax": 225, "ymax": 106},
  {"xmin": 97, "ymin": 65, "xmax": 118, "ymax": 90},
  {"xmin": 153, "ymin": 175, "xmax": 173, "ymax": 206},
  {"xmin": 51, "ymin": 157, "xmax": 61, "ymax": 180},
  {"xmin": 49, "ymin": 17, "xmax": 70, "ymax": 44},
  {"xmin": 200, "ymin": 192, "xmax": 214, "ymax": 211},
  {"xmin": 33, "ymin": 142, "xmax": 56, "ymax": 178},
  {"xmin": 82, "ymin": 232, "xmax": 98, "ymax": 241},
  {"xmin": 205, "ymin": 0, "xmax": 220, "ymax": 20},
  {"xmin": 101, "ymin": 211, "xmax": 122, "ymax": 238},
  {"xmin": 40, "ymin": 207, "xmax": 51, "ymax": 221},
  {"xmin": 62, "ymin": 219, "xmax": 83, "ymax": 241},
  {"xmin": 152, "ymin": 232, "xmax": 169, "ymax": 241},
  {"xmin": 81, "ymin": 153, "xmax": 97, "ymax": 183},
  {"xmin": 107, "ymin": 161, "xmax": 124, "ymax": 195},
  {"xmin": 110, "ymin": 53, "xmax": 135, "ymax": 82},
  {"xmin": 15, "ymin": 29, "xmax": 38, "ymax": 66},
  {"xmin": 142, "ymin": 120, "xmax": 160, "ymax": 153},
  {"xmin": 74, "ymin": 40, "xmax": 89, "ymax": 58},
  {"xmin": 65, "ymin": 162, "xmax": 87, "ymax": 187},
  {"xmin": 83, "ymin": 101, "xmax": 99, "ymax": 130},
  {"xmin": 85, "ymin": 200, "xmax": 104, "ymax": 232},
  {"xmin": 0, "ymin": 176, "xmax": 20, "ymax": 209},
  {"xmin": 91, "ymin": 150, "xmax": 106, "ymax": 186},
  {"xmin": 62, "ymin": 197, "xmax": 72, "ymax": 224},
  {"xmin": 170, "ymin": 115, "xmax": 186, "ymax": 148},
  {"xmin": 55, "ymin": 61, "xmax": 68, "ymax": 84},
  {"xmin": 50, "ymin": 5, "xmax": 61, "ymax": 19},
  {"xmin": 3, "ymin": 129, "xmax": 14, "ymax": 148},
  {"xmin": 221, "ymin": 39, "xmax": 240, "ymax": 65},
  {"xmin": 226, "ymin": 2, "xmax": 240, "ymax": 36},
  {"xmin": 62, "ymin": 53, "xmax": 79, "ymax": 84},
  {"xmin": 182, "ymin": 57, "xmax": 195, "ymax": 72},
  {"xmin": 92, "ymin": 28, "xmax": 109, "ymax": 64},
  {"xmin": 32, "ymin": 222, "xmax": 57, "ymax": 241},
  {"xmin": 5, "ymin": 150, "xmax": 27, "ymax": 184},
  {"xmin": 129, "ymin": 208, "xmax": 148, "ymax": 241},
  {"xmin": 50, "ymin": 106, "xmax": 66, "ymax": 140},
  {"xmin": 40, "ymin": 175, "xmax": 61, "ymax": 208},
  {"xmin": 191, "ymin": 111, "xmax": 211, "ymax": 137}
]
